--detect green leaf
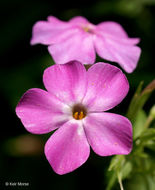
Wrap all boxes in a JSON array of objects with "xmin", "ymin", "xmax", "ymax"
[
  {"xmin": 144, "ymin": 140, "xmax": 155, "ymax": 151},
  {"xmin": 106, "ymin": 155, "xmax": 125, "ymax": 190},
  {"xmin": 126, "ymin": 81, "xmax": 144, "ymax": 121},
  {"xmin": 121, "ymin": 161, "xmax": 132, "ymax": 180},
  {"xmin": 150, "ymin": 105, "xmax": 155, "ymax": 119},
  {"xmin": 127, "ymin": 80, "xmax": 155, "ymax": 123},
  {"xmin": 125, "ymin": 174, "xmax": 151, "ymax": 190},
  {"xmin": 133, "ymin": 109, "xmax": 147, "ymax": 139},
  {"xmin": 140, "ymin": 128, "xmax": 155, "ymax": 141},
  {"xmin": 106, "ymin": 171, "xmax": 117, "ymax": 190},
  {"xmin": 108, "ymin": 155, "xmax": 125, "ymax": 171},
  {"xmin": 125, "ymin": 157, "xmax": 155, "ymax": 189}
]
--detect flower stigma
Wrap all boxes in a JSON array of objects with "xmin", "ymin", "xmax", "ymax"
[{"xmin": 72, "ymin": 104, "xmax": 87, "ymax": 120}]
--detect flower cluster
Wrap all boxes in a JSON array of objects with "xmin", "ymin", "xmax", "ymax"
[{"xmin": 16, "ymin": 15, "xmax": 141, "ymax": 175}]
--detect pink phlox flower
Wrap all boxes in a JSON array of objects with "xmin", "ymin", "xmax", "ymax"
[
  {"xmin": 31, "ymin": 16, "xmax": 141, "ymax": 73},
  {"xmin": 16, "ymin": 61, "xmax": 132, "ymax": 175}
]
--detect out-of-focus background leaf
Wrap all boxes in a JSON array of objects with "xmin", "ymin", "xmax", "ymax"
[{"xmin": 0, "ymin": 0, "xmax": 155, "ymax": 189}]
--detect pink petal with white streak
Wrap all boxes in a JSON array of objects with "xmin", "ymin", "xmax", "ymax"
[
  {"xmin": 43, "ymin": 61, "xmax": 87, "ymax": 105},
  {"xmin": 16, "ymin": 88, "xmax": 70, "ymax": 134},
  {"xmin": 45, "ymin": 120, "xmax": 90, "ymax": 175}
]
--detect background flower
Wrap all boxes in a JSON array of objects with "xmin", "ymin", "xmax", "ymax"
[
  {"xmin": 16, "ymin": 61, "xmax": 132, "ymax": 174},
  {"xmin": 31, "ymin": 16, "xmax": 141, "ymax": 73}
]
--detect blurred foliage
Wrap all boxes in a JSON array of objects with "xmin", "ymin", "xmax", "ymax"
[
  {"xmin": 127, "ymin": 80, "xmax": 155, "ymax": 123},
  {"xmin": 0, "ymin": 0, "xmax": 155, "ymax": 189},
  {"xmin": 106, "ymin": 80, "xmax": 155, "ymax": 190}
]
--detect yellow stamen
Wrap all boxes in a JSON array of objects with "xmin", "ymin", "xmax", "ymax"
[
  {"xmin": 73, "ymin": 111, "xmax": 85, "ymax": 120},
  {"xmin": 83, "ymin": 27, "xmax": 89, "ymax": 32},
  {"xmin": 79, "ymin": 111, "xmax": 84, "ymax": 120},
  {"xmin": 72, "ymin": 104, "xmax": 87, "ymax": 120},
  {"xmin": 73, "ymin": 112, "xmax": 79, "ymax": 120}
]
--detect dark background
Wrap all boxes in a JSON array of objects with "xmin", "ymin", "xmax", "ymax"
[{"xmin": 0, "ymin": 0, "xmax": 155, "ymax": 189}]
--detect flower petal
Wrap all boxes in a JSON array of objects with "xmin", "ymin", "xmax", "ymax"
[
  {"xmin": 69, "ymin": 16, "xmax": 89, "ymax": 25},
  {"xmin": 82, "ymin": 62, "xmax": 129, "ymax": 111},
  {"xmin": 97, "ymin": 21, "xmax": 129, "ymax": 39},
  {"xmin": 30, "ymin": 16, "xmax": 72, "ymax": 45},
  {"xmin": 16, "ymin": 88, "xmax": 70, "ymax": 134},
  {"xmin": 94, "ymin": 28, "xmax": 141, "ymax": 73},
  {"xmin": 97, "ymin": 21, "xmax": 140, "ymax": 44},
  {"xmin": 48, "ymin": 31, "xmax": 95, "ymax": 65},
  {"xmin": 45, "ymin": 120, "xmax": 90, "ymax": 175},
  {"xmin": 83, "ymin": 112, "xmax": 132, "ymax": 156},
  {"xmin": 47, "ymin": 16, "xmax": 67, "ymax": 24},
  {"xmin": 43, "ymin": 61, "xmax": 87, "ymax": 105}
]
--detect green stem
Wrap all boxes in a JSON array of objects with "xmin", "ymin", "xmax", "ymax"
[
  {"xmin": 117, "ymin": 172, "xmax": 124, "ymax": 190},
  {"xmin": 144, "ymin": 115, "xmax": 154, "ymax": 129},
  {"xmin": 144, "ymin": 105, "xmax": 155, "ymax": 129}
]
